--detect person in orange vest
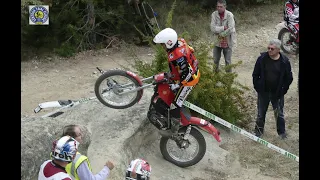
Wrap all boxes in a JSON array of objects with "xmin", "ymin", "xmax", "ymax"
[{"xmin": 153, "ymin": 27, "xmax": 200, "ymax": 136}]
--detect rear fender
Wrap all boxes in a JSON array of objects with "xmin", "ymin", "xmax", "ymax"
[
  {"xmin": 182, "ymin": 115, "xmax": 221, "ymax": 142},
  {"xmin": 126, "ymin": 71, "xmax": 143, "ymax": 102}
]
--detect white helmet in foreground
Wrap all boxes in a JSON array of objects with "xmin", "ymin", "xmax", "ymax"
[
  {"xmin": 125, "ymin": 158, "xmax": 151, "ymax": 180},
  {"xmin": 153, "ymin": 28, "xmax": 178, "ymax": 49},
  {"xmin": 51, "ymin": 135, "xmax": 79, "ymax": 162}
]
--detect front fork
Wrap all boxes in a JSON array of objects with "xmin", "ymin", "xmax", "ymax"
[
  {"xmin": 183, "ymin": 125, "xmax": 192, "ymax": 140},
  {"xmin": 172, "ymin": 125, "xmax": 192, "ymax": 149}
]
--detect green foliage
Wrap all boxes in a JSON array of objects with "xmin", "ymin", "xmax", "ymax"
[
  {"xmin": 21, "ymin": 0, "xmax": 283, "ymax": 61},
  {"xmin": 53, "ymin": 42, "xmax": 77, "ymax": 57},
  {"xmin": 21, "ymin": 0, "xmax": 143, "ymax": 59},
  {"xmin": 165, "ymin": 0, "xmax": 177, "ymax": 28},
  {"xmin": 183, "ymin": 42, "xmax": 251, "ymax": 126},
  {"xmin": 191, "ymin": 43, "xmax": 251, "ymax": 126},
  {"xmin": 133, "ymin": 0, "xmax": 251, "ymax": 127},
  {"xmin": 133, "ymin": 43, "xmax": 168, "ymax": 78},
  {"xmin": 133, "ymin": 0, "xmax": 177, "ymax": 77}
]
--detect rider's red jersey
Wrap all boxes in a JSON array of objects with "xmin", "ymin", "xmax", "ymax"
[{"xmin": 167, "ymin": 38, "xmax": 200, "ymax": 86}]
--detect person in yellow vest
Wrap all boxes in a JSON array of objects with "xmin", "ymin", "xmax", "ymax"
[{"xmin": 61, "ymin": 124, "xmax": 115, "ymax": 180}]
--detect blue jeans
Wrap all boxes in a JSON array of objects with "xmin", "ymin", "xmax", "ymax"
[
  {"xmin": 254, "ymin": 92, "xmax": 285, "ymax": 136},
  {"xmin": 213, "ymin": 46, "xmax": 232, "ymax": 72}
]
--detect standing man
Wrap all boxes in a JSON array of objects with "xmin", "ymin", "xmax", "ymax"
[
  {"xmin": 252, "ymin": 39, "xmax": 293, "ymax": 139},
  {"xmin": 210, "ymin": 0, "xmax": 236, "ymax": 72}
]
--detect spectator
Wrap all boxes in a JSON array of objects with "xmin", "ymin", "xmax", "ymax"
[
  {"xmin": 210, "ymin": 0, "xmax": 236, "ymax": 72},
  {"xmin": 252, "ymin": 39, "xmax": 293, "ymax": 139},
  {"xmin": 38, "ymin": 136, "xmax": 79, "ymax": 180},
  {"xmin": 62, "ymin": 124, "xmax": 114, "ymax": 180}
]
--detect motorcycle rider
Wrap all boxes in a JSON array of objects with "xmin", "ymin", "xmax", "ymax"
[
  {"xmin": 125, "ymin": 158, "xmax": 151, "ymax": 180},
  {"xmin": 38, "ymin": 136, "xmax": 79, "ymax": 180},
  {"xmin": 284, "ymin": 0, "xmax": 299, "ymax": 47},
  {"xmin": 153, "ymin": 27, "xmax": 200, "ymax": 136}
]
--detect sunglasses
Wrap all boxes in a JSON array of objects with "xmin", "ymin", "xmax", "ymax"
[{"xmin": 267, "ymin": 47, "xmax": 275, "ymax": 51}]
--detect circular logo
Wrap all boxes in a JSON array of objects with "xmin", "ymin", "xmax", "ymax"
[{"xmin": 29, "ymin": 6, "xmax": 49, "ymax": 25}]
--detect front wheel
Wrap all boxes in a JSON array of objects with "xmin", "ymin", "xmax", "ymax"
[
  {"xmin": 94, "ymin": 69, "xmax": 143, "ymax": 109},
  {"xmin": 160, "ymin": 126, "xmax": 206, "ymax": 167}
]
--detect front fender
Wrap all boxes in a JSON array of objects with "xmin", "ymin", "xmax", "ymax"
[{"xmin": 188, "ymin": 117, "xmax": 221, "ymax": 142}]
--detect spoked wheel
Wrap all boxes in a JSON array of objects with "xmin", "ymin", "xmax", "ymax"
[
  {"xmin": 160, "ymin": 126, "xmax": 206, "ymax": 167},
  {"xmin": 278, "ymin": 28, "xmax": 298, "ymax": 54},
  {"xmin": 94, "ymin": 70, "xmax": 142, "ymax": 109}
]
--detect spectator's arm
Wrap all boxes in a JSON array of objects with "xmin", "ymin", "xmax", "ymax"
[
  {"xmin": 77, "ymin": 161, "xmax": 110, "ymax": 180},
  {"xmin": 219, "ymin": 13, "xmax": 235, "ymax": 37},
  {"xmin": 210, "ymin": 12, "xmax": 224, "ymax": 34},
  {"xmin": 282, "ymin": 59, "xmax": 293, "ymax": 94},
  {"xmin": 252, "ymin": 57, "xmax": 262, "ymax": 92}
]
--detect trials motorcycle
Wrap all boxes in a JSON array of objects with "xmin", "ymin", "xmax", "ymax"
[
  {"xmin": 276, "ymin": 21, "xmax": 299, "ymax": 55},
  {"xmin": 94, "ymin": 68, "xmax": 221, "ymax": 167}
]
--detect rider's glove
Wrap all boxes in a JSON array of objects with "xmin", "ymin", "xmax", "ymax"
[{"xmin": 169, "ymin": 84, "xmax": 180, "ymax": 91}]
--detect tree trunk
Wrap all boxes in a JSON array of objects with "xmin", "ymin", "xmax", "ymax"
[{"xmin": 87, "ymin": 0, "xmax": 96, "ymax": 46}]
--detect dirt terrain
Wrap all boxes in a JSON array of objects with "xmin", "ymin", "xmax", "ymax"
[{"xmin": 21, "ymin": 4, "xmax": 299, "ymax": 180}]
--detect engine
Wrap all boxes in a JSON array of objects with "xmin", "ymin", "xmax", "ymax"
[
  {"xmin": 147, "ymin": 110, "xmax": 168, "ymax": 129},
  {"xmin": 147, "ymin": 96, "xmax": 170, "ymax": 129}
]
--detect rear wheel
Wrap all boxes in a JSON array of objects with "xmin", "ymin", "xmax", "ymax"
[{"xmin": 278, "ymin": 28, "xmax": 297, "ymax": 54}]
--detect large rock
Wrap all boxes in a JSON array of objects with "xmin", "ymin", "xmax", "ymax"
[
  {"xmin": 21, "ymin": 89, "xmax": 155, "ymax": 180},
  {"xmin": 21, "ymin": 88, "xmax": 230, "ymax": 180}
]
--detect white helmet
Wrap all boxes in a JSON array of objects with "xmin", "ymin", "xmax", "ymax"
[
  {"xmin": 153, "ymin": 28, "xmax": 178, "ymax": 49},
  {"xmin": 125, "ymin": 158, "xmax": 151, "ymax": 180},
  {"xmin": 51, "ymin": 135, "xmax": 79, "ymax": 162}
]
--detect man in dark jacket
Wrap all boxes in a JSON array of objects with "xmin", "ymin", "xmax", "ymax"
[{"xmin": 252, "ymin": 39, "xmax": 293, "ymax": 139}]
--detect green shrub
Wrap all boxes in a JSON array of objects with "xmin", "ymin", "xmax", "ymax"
[
  {"xmin": 189, "ymin": 42, "xmax": 251, "ymax": 127},
  {"xmin": 53, "ymin": 42, "xmax": 77, "ymax": 57},
  {"xmin": 21, "ymin": 0, "xmax": 141, "ymax": 59}
]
